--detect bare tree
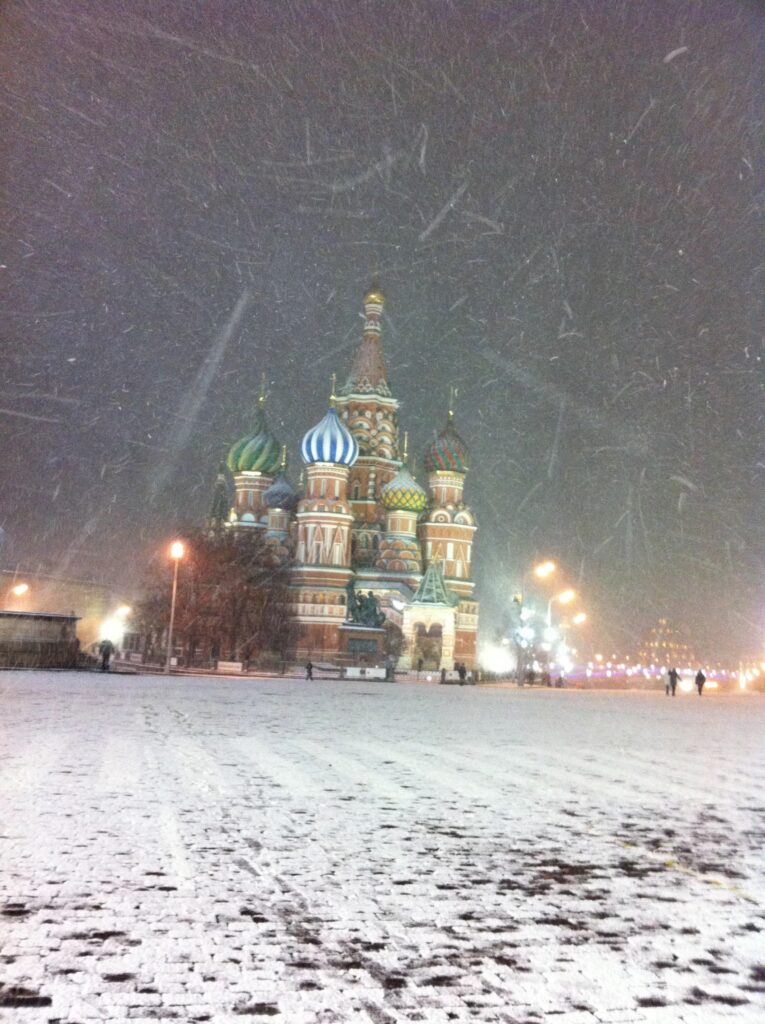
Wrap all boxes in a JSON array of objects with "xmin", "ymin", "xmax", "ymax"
[{"xmin": 136, "ymin": 530, "xmax": 295, "ymax": 668}]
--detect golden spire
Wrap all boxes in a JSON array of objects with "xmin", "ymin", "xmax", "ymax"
[
  {"xmin": 259, "ymin": 372, "xmax": 267, "ymax": 407},
  {"xmin": 330, "ymin": 372, "xmax": 337, "ymax": 408},
  {"xmin": 402, "ymin": 430, "xmax": 409, "ymax": 465},
  {"xmin": 447, "ymin": 385, "xmax": 456, "ymax": 424},
  {"xmin": 364, "ymin": 282, "xmax": 385, "ymax": 307},
  {"xmin": 280, "ymin": 444, "xmax": 287, "ymax": 471}
]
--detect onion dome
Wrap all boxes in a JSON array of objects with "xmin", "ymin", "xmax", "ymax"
[
  {"xmin": 380, "ymin": 466, "xmax": 428, "ymax": 513},
  {"xmin": 301, "ymin": 407, "xmax": 359, "ymax": 466},
  {"xmin": 263, "ymin": 446, "xmax": 298, "ymax": 509},
  {"xmin": 263, "ymin": 473, "xmax": 298, "ymax": 509},
  {"xmin": 226, "ymin": 381, "xmax": 282, "ymax": 475},
  {"xmin": 424, "ymin": 419, "xmax": 469, "ymax": 473},
  {"xmin": 424, "ymin": 388, "xmax": 469, "ymax": 473}
]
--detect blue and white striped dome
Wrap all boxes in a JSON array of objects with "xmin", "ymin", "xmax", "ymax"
[{"xmin": 301, "ymin": 408, "xmax": 359, "ymax": 466}]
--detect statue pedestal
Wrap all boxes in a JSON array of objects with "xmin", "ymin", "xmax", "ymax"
[{"xmin": 338, "ymin": 623, "xmax": 386, "ymax": 666}]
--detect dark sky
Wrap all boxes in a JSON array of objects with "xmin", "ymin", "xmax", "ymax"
[{"xmin": 1, "ymin": 0, "xmax": 763, "ymax": 661}]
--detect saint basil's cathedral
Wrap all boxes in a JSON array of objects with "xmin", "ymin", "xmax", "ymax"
[{"xmin": 209, "ymin": 288, "xmax": 479, "ymax": 670}]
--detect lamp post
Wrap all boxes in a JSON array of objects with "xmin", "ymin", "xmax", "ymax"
[
  {"xmin": 512, "ymin": 560, "xmax": 556, "ymax": 683},
  {"xmin": 513, "ymin": 559, "xmax": 557, "ymax": 617},
  {"xmin": 164, "ymin": 541, "xmax": 185, "ymax": 675},
  {"xmin": 547, "ymin": 588, "xmax": 575, "ymax": 627}
]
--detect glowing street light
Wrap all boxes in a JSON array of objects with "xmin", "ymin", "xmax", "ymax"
[
  {"xmin": 512, "ymin": 559, "xmax": 557, "ymax": 684},
  {"xmin": 11, "ymin": 582, "xmax": 30, "ymax": 597},
  {"xmin": 116, "ymin": 605, "xmax": 132, "ymax": 619},
  {"xmin": 533, "ymin": 560, "xmax": 557, "ymax": 579},
  {"xmin": 547, "ymin": 588, "xmax": 576, "ymax": 626},
  {"xmin": 164, "ymin": 540, "xmax": 185, "ymax": 675},
  {"xmin": 572, "ymin": 611, "xmax": 587, "ymax": 626}
]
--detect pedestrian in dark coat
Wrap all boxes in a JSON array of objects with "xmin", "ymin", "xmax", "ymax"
[
  {"xmin": 668, "ymin": 667, "xmax": 680, "ymax": 697},
  {"xmin": 98, "ymin": 639, "xmax": 114, "ymax": 672},
  {"xmin": 458, "ymin": 663, "xmax": 467, "ymax": 685},
  {"xmin": 440, "ymin": 667, "xmax": 447, "ymax": 684},
  {"xmin": 306, "ymin": 660, "xmax": 313, "ymax": 680},
  {"xmin": 695, "ymin": 669, "xmax": 706, "ymax": 696}
]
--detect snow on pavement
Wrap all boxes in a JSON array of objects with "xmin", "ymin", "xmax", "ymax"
[{"xmin": 0, "ymin": 672, "xmax": 764, "ymax": 1023}]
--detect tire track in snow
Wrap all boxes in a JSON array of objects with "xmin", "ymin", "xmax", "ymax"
[
  {"xmin": 96, "ymin": 735, "xmax": 144, "ymax": 792},
  {"xmin": 290, "ymin": 736, "xmax": 415, "ymax": 804},
  {"xmin": 346, "ymin": 737, "xmax": 503, "ymax": 802},
  {"xmin": 229, "ymin": 734, "xmax": 321, "ymax": 798}
]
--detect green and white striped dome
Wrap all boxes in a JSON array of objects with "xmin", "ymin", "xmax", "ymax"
[{"xmin": 227, "ymin": 405, "xmax": 282, "ymax": 475}]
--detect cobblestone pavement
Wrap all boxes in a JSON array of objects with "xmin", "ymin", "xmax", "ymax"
[{"xmin": 1, "ymin": 673, "xmax": 764, "ymax": 1023}]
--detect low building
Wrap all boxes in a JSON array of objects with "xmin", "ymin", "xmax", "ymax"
[
  {"xmin": 0, "ymin": 610, "xmax": 80, "ymax": 668},
  {"xmin": 1, "ymin": 569, "xmax": 121, "ymax": 649}
]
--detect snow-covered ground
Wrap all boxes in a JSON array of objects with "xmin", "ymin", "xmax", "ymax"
[{"xmin": 1, "ymin": 673, "xmax": 763, "ymax": 1023}]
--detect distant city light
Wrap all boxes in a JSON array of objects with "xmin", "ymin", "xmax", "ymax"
[
  {"xmin": 572, "ymin": 612, "xmax": 587, "ymax": 625},
  {"xmin": 533, "ymin": 560, "xmax": 557, "ymax": 579},
  {"xmin": 116, "ymin": 605, "xmax": 132, "ymax": 619},
  {"xmin": 11, "ymin": 583, "xmax": 29, "ymax": 596},
  {"xmin": 170, "ymin": 540, "xmax": 185, "ymax": 560}
]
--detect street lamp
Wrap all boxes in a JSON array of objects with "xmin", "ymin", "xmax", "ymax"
[
  {"xmin": 533, "ymin": 560, "xmax": 557, "ymax": 579},
  {"xmin": 547, "ymin": 588, "xmax": 575, "ymax": 626},
  {"xmin": 572, "ymin": 611, "xmax": 587, "ymax": 626},
  {"xmin": 513, "ymin": 558, "xmax": 557, "ymax": 614},
  {"xmin": 164, "ymin": 541, "xmax": 185, "ymax": 675},
  {"xmin": 11, "ymin": 582, "xmax": 29, "ymax": 597},
  {"xmin": 512, "ymin": 559, "xmax": 556, "ymax": 684}
]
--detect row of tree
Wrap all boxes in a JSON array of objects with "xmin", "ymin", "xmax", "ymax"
[{"xmin": 135, "ymin": 530, "xmax": 295, "ymax": 669}]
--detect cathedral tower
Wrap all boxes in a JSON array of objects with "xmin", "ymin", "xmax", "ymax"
[
  {"xmin": 226, "ymin": 378, "xmax": 282, "ymax": 530},
  {"xmin": 290, "ymin": 380, "xmax": 359, "ymax": 659},
  {"xmin": 419, "ymin": 390, "xmax": 479, "ymax": 665},
  {"xmin": 335, "ymin": 287, "xmax": 400, "ymax": 566}
]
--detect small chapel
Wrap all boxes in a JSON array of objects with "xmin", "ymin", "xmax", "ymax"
[{"xmin": 209, "ymin": 287, "xmax": 479, "ymax": 670}]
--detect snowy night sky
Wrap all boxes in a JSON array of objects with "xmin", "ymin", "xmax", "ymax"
[{"xmin": 1, "ymin": 0, "xmax": 763, "ymax": 660}]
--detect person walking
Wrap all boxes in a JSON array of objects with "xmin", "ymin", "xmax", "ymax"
[
  {"xmin": 440, "ymin": 667, "xmax": 447, "ymax": 685},
  {"xmin": 668, "ymin": 667, "xmax": 680, "ymax": 697},
  {"xmin": 305, "ymin": 660, "xmax": 313, "ymax": 681},
  {"xmin": 458, "ymin": 663, "xmax": 467, "ymax": 685},
  {"xmin": 98, "ymin": 638, "xmax": 114, "ymax": 672},
  {"xmin": 695, "ymin": 669, "xmax": 706, "ymax": 696}
]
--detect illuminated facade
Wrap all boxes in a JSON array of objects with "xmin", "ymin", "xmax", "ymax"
[
  {"xmin": 638, "ymin": 617, "xmax": 696, "ymax": 668},
  {"xmin": 213, "ymin": 288, "xmax": 479, "ymax": 669}
]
